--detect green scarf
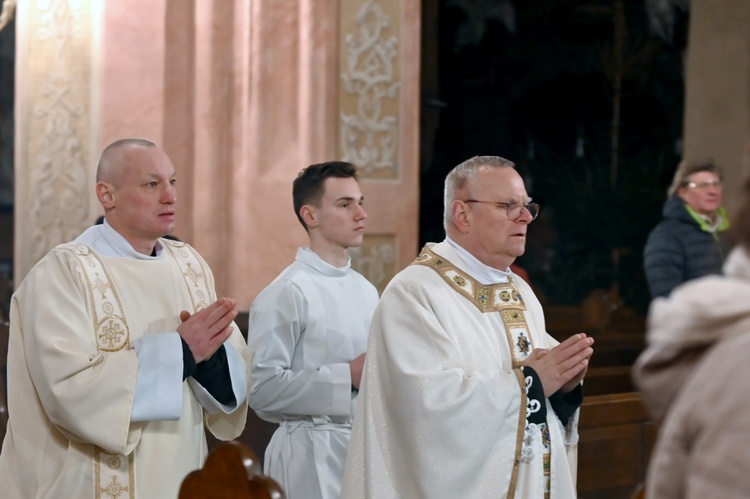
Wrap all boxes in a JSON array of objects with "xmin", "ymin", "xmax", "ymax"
[{"xmin": 685, "ymin": 204, "xmax": 729, "ymax": 239}]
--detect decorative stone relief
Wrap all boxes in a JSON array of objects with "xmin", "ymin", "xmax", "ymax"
[
  {"xmin": 350, "ymin": 234, "xmax": 397, "ymax": 293},
  {"xmin": 22, "ymin": 0, "xmax": 95, "ymax": 269},
  {"xmin": 340, "ymin": 0, "xmax": 401, "ymax": 179}
]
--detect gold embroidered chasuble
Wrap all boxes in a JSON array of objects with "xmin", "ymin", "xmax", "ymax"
[
  {"xmin": 0, "ymin": 238, "xmax": 250, "ymax": 499},
  {"xmin": 413, "ymin": 246, "xmax": 552, "ymax": 498},
  {"xmin": 340, "ymin": 241, "xmax": 578, "ymax": 499}
]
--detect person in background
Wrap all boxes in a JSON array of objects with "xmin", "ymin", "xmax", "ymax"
[
  {"xmin": 341, "ymin": 155, "xmax": 593, "ymax": 499},
  {"xmin": 633, "ymin": 172, "xmax": 750, "ymax": 499},
  {"xmin": 644, "ymin": 159, "xmax": 730, "ymax": 298},
  {"xmin": 246, "ymin": 161, "xmax": 379, "ymax": 499},
  {"xmin": 0, "ymin": 138, "xmax": 253, "ymax": 498}
]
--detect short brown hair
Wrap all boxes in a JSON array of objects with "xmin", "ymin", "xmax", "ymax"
[{"xmin": 292, "ymin": 161, "xmax": 359, "ymax": 231}]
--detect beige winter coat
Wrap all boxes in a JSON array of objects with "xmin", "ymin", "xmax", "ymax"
[{"xmin": 633, "ymin": 246, "xmax": 750, "ymax": 499}]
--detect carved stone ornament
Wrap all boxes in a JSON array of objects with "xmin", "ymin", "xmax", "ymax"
[{"xmin": 340, "ymin": 0, "xmax": 400, "ymax": 176}]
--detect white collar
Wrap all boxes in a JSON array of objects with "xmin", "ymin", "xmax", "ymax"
[
  {"xmin": 74, "ymin": 219, "xmax": 164, "ymax": 259},
  {"xmin": 296, "ymin": 247, "xmax": 351, "ymax": 277},
  {"xmin": 444, "ymin": 237, "xmax": 511, "ymax": 285}
]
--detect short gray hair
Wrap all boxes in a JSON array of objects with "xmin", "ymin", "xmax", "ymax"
[{"xmin": 443, "ymin": 155, "xmax": 515, "ymax": 230}]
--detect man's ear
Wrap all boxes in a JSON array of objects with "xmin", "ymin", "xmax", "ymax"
[
  {"xmin": 451, "ymin": 200, "xmax": 471, "ymax": 234},
  {"xmin": 300, "ymin": 205, "xmax": 318, "ymax": 229},
  {"xmin": 96, "ymin": 181, "xmax": 115, "ymax": 209}
]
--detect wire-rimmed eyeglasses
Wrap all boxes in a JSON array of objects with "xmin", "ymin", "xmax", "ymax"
[
  {"xmin": 682, "ymin": 180, "xmax": 722, "ymax": 190},
  {"xmin": 463, "ymin": 199, "xmax": 540, "ymax": 221}
]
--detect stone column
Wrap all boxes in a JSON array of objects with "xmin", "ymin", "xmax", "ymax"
[
  {"xmin": 683, "ymin": 1, "xmax": 750, "ymax": 213},
  {"xmin": 13, "ymin": 0, "xmax": 102, "ymax": 283}
]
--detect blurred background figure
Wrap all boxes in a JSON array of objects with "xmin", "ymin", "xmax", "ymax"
[
  {"xmin": 643, "ymin": 159, "xmax": 730, "ymax": 298},
  {"xmin": 633, "ymin": 172, "xmax": 750, "ymax": 499}
]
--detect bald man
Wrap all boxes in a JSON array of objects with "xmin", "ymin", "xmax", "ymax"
[{"xmin": 0, "ymin": 138, "xmax": 254, "ymax": 498}]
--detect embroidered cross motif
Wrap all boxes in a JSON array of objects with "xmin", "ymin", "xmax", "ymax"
[
  {"xmin": 478, "ymin": 288, "xmax": 488, "ymax": 306},
  {"xmin": 100, "ymin": 475, "xmax": 128, "ymax": 498},
  {"xmin": 93, "ymin": 273, "xmax": 111, "ymax": 299},
  {"xmin": 453, "ymin": 275, "xmax": 467, "ymax": 287},
  {"xmin": 184, "ymin": 262, "xmax": 204, "ymax": 288},
  {"xmin": 98, "ymin": 318, "xmax": 127, "ymax": 350}
]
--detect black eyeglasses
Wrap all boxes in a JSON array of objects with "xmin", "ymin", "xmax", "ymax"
[{"xmin": 463, "ymin": 200, "xmax": 540, "ymax": 221}]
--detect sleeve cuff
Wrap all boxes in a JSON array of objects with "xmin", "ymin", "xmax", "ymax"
[
  {"xmin": 181, "ymin": 337, "xmax": 197, "ymax": 380},
  {"xmin": 549, "ymin": 383, "xmax": 583, "ymax": 426},
  {"xmin": 521, "ymin": 366, "xmax": 547, "ymax": 424}
]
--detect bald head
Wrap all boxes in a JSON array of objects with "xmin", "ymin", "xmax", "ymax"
[
  {"xmin": 96, "ymin": 138, "xmax": 158, "ymax": 185},
  {"xmin": 94, "ymin": 138, "xmax": 177, "ymax": 255}
]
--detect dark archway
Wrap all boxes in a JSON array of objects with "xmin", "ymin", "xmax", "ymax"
[{"xmin": 420, "ymin": 0, "xmax": 687, "ymax": 313}]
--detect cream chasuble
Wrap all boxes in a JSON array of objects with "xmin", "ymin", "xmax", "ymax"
[
  {"xmin": 0, "ymin": 230, "xmax": 251, "ymax": 499},
  {"xmin": 340, "ymin": 241, "xmax": 579, "ymax": 499}
]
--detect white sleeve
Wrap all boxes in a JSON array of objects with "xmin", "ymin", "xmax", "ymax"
[
  {"xmin": 247, "ymin": 281, "xmax": 353, "ymax": 420},
  {"xmin": 130, "ymin": 332, "xmax": 183, "ymax": 421}
]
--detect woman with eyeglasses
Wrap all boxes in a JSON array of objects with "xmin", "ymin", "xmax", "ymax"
[
  {"xmin": 643, "ymin": 159, "xmax": 730, "ymax": 298},
  {"xmin": 634, "ymin": 170, "xmax": 750, "ymax": 499}
]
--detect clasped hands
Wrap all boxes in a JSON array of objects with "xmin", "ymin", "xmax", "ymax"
[
  {"xmin": 521, "ymin": 333, "xmax": 594, "ymax": 397},
  {"xmin": 177, "ymin": 297, "xmax": 238, "ymax": 363}
]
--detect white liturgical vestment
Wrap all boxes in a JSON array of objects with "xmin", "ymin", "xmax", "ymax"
[
  {"xmin": 0, "ymin": 222, "xmax": 253, "ymax": 499},
  {"xmin": 247, "ymin": 247, "xmax": 379, "ymax": 499},
  {"xmin": 340, "ymin": 241, "xmax": 579, "ymax": 499}
]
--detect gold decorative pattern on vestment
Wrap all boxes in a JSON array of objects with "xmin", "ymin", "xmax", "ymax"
[
  {"xmin": 64, "ymin": 243, "xmax": 130, "ymax": 352},
  {"xmin": 162, "ymin": 240, "xmax": 211, "ymax": 311},
  {"xmin": 410, "ymin": 246, "xmax": 535, "ymax": 367},
  {"xmin": 65, "ymin": 244, "xmax": 134, "ymax": 496},
  {"xmin": 94, "ymin": 448, "xmax": 135, "ymax": 499},
  {"xmin": 411, "ymin": 245, "xmax": 551, "ymax": 498}
]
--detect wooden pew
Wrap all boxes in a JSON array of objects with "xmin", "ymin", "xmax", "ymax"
[
  {"xmin": 583, "ymin": 365, "xmax": 635, "ymax": 395},
  {"xmin": 577, "ymin": 392, "xmax": 656, "ymax": 499},
  {"xmin": 180, "ymin": 440, "xmax": 285, "ymax": 498}
]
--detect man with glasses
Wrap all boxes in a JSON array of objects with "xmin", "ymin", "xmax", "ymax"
[
  {"xmin": 341, "ymin": 156, "xmax": 593, "ymax": 499},
  {"xmin": 644, "ymin": 159, "xmax": 730, "ymax": 298}
]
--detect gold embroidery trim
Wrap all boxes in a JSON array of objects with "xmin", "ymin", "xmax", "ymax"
[
  {"xmin": 162, "ymin": 240, "xmax": 212, "ymax": 311},
  {"xmin": 507, "ymin": 367, "xmax": 527, "ymax": 499},
  {"xmin": 63, "ymin": 243, "xmax": 134, "ymax": 497},
  {"xmin": 64, "ymin": 243, "xmax": 130, "ymax": 352},
  {"xmin": 411, "ymin": 246, "xmax": 536, "ymax": 367},
  {"xmin": 93, "ymin": 447, "xmax": 135, "ymax": 499},
  {"xmin": 412, "ymin": 245, "xmax": 551, "ymax": 496}
]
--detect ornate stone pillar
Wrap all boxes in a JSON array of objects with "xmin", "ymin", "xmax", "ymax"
[
  {"xmin": 340, "ymin": 0, "xmax": 421, "ymax": 293},
  {"xmin": 14, "ymin": 0, "xmax": 103, "ymax": 284}
]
